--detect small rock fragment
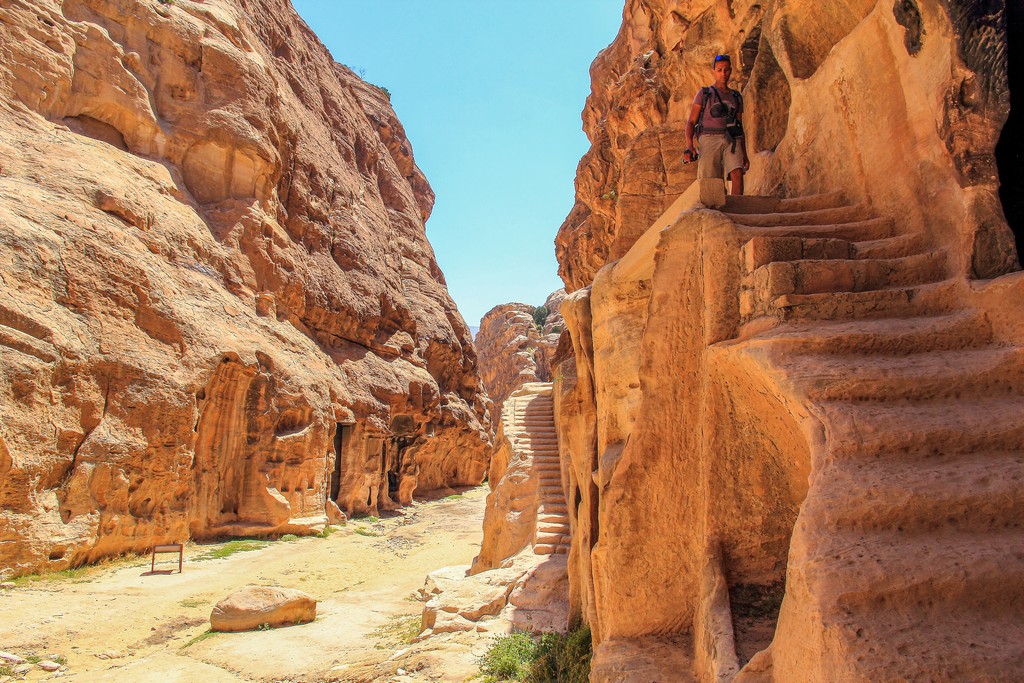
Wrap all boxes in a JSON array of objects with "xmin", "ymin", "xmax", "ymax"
[
  {"xmin": 0, "ymin": 651, "xmax": 25, "ymax": 664},
  {"xmin": 37, "ymin": 660, "xmax": 62, "ymax": 671},
  {"xmin": 0, "ymin": 582, "xmax": 15, "ymax": 590}
]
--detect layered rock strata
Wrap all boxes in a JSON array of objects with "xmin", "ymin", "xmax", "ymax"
[
  {"xmin": 549, "ymin": 1, "xmax": 1023, "ymax": 681},
  {"xmin": 475, "ymin": 290, "xmax": 565, "ymax": 419},
  {"xmin": 0, "ymin": 0, "xmax": 489, "ymax": 576}
]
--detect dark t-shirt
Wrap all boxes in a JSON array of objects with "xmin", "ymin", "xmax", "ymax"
[{"xmin": 693, "ymin": 87, "xmax": 742, "ymax": 133}]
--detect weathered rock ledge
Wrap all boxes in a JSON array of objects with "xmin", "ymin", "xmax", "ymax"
[{"xmin": 475, "ymin": 290, "xmax": 565, "ymax": 420}]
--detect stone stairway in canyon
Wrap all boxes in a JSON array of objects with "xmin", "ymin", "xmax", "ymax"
[
  {"xmin": 722, "ymin": 192, "xmax": 1024, "ymax": 678},
  {"xmin": 505, "ymin": 384, "xmax": 570, "ymax": 556}
]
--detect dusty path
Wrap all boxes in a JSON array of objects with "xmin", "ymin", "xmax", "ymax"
[{"xmin": 0, "ymin": 487, "xmax": 489, "ymax": 682}]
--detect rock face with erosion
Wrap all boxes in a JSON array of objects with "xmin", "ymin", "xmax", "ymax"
[
  {"xmin": 0, "ymin": 0, "xmax": 490, "ymax": 577},
  {"xmin": 550, "ymin": 1, "xmax": 1024, "ymax": 681},
  {"xmin": 475, "ymin": 290, "xmax": 565, "ymax": 419}
]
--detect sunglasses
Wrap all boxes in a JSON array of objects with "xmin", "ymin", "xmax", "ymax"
[{"xmin": 714, "ymin": 54, "xmax": 731, "ymax": 63}]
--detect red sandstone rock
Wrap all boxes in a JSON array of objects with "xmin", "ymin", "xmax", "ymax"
[
  {"xmin": 556, "ymin": 0, "xmax": 1016, "ymax": 291},
  {"xmin": 475, "ymin": 290, "xmax": 565, "ymax": 419},
  {"xmin": 548, "ymin": 1, "xmax": 1022, "ymax": 681},
  {"xmin": 210, "ymin": 585, "xmax": 316, "ymax": 632},
  {"xmin": 0, "ymin": 0, "xmax": 489, "ymax": 577}
]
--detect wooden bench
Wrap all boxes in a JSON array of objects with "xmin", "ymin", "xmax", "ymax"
[{"xmin": 151, "ymin": 543, "xmax": 183, "ymax": 573}]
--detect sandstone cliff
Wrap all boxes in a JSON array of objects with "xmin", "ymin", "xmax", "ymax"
[
  {"xmin": 475, "ymin": 289, "xmax": 565, "ymax": 420},
  {"xmin": 549, "ymin": 1, "xmax": 1024, "ymax": 681},
  {"xmin": 557, "ymin": 0, "xmax": 1017, "ymax": 289},
  {"xmin": 0, "ymin": 0, "xmax": 490, "ymax": 577}
]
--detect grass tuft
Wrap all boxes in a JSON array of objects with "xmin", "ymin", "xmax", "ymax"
[
  {"xmin": 193, "ymin": 539, "xmax": 270, "ymax": 561},
  {"xmin": 354, "ymin": 527, "xmax": 381, "ymax": 538},
  {"xmin": 371, "ymin": 613, "xmax": 422, "ymax": 649},
  {"xmin": 180, "ymin": 630, "xmax": 218, "ymax": 649},
  {"xmin": 12, "ymin": 566, "xmax": 92, "ymax": 586}
]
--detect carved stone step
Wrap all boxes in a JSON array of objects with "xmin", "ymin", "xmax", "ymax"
[
  {"xmin": 851, "ymin": 232, "xmax": 929, "ymax": 260},
  {"xmin": 539, "ymin": 515, "xmax": 569, "ymax": 526},
  {"xmin": 745, "ymin": 250, "xmax": 947, "ymax": 302},
  {"xmin": 724, "ymin": 191, "xmax": 848, "ymax": 214},
  {"xmin": 769, "ymin": 279, "xmax": 959, "ymax": 323},
  {"xmin": 726, "ymin": 203, "xmax": 870, "ymax": 227},
  {"xmin": 744, "ymin": 310, "xmax": 991, "ymax": 355},
  {"xmin": 823, "ymin": 396, "xmax": 1024, "ymax": 460},
  {"xmin": 819, "ymin": 450, "xmax": 1024, "ymax": 535},
  {"xmin": 781, "ymin": 346, "xmax": 1024, "ymax": 402},
  {"xmin": 534, "ymin": 544, "xmax": 569, "ymax": 555},
  {"xmin": 805, "ymin": 528, "xmax": 1024, "ymax": 615},
  {"xmin": 736, "ymin": 216, "xmax": 896, "ymax": 242}
]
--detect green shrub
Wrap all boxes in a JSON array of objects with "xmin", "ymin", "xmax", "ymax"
[
  {"xmin": 532, "ymin": 305, "xmax": 549, "ymax": 328},
  {"xmin": 318, "ymin": 525, "xmax": 339, "ymax": 538},
  {"xmin": 480, "ymin": 631, "xmax": 537, "ymax": 681},
  {"xmin": 479, "ymin": 624, "xmax": 592, "ymax": 682},
  {"xmin": 527, "ymin": 624, "xmax": 592, "ymax": 683}
]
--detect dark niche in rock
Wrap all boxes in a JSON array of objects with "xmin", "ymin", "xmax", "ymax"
[
  {"xmin": 893, "ymin": 0, "xmax": 925, "ymax": 55},
  {"xmin": 996, "ymin": 0, "xmax": 1024, "ymax": 259}
]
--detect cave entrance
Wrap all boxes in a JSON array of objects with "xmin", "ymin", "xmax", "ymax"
[
  {"xmin": 329, "ymin": 424, "xmax": 351, "ymax": 503},
  {"xmin": 996, "ymin": 0, "xmax": 1024, "ymax": 257},
  {"xmin": 388, "ymin": 436, "xmax": 414, "ymax": 496}
]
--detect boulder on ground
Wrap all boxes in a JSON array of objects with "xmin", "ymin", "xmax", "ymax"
[{"xmin": 210, "ymin": 585, "xmax": 316, "ymax": 632}]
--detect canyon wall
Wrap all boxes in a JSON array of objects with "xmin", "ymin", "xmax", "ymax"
[
  {"xmin": 475, "ymin": 289, "xmax": 565, "ymax": 420},
  {"xmin": 0, "ymin": 0, "xmax": 490, "ymax": 577},
  {"xmin": 557, "ymin": 0, "xmax": 1016, "ymax": 289},
  {"xmin": 551, "ymin": 1, "xmax": 1023, "ymax": 681}
]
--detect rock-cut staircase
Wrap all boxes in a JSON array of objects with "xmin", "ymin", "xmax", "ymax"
[
  {"xmin": 721, "ymin": 192, "xmax": 1024, "ymax": 679},
  {"xmin": 506, "ymin": 383, "xmax": 570, "ymax": 556}
]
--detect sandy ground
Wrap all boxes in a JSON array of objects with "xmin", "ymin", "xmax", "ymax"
[{"xmin": 0, "ymin": 487, "xmax": 491, "ymax": 683}]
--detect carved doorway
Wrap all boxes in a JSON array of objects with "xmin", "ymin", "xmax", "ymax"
[{"xmin": 329, "ymin": 423, "xmax": 351, "ymax": 504}]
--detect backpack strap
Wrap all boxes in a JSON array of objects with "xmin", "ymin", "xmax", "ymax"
[
  {"xmin": 732, "ymin": 88, "xmax": 743, "ymax": 115},
  {"xmin": 695, "ymin": 86, "xmax": 712, "ymax": 137}
]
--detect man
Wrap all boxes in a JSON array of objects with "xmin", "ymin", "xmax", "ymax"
[{"xmin": 684, "ymin": 54, "xmax": 750, "ymax": 195}]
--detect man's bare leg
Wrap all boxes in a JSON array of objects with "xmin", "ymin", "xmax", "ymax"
[{"xmin": 729, "ymin": 168, "xmax": 744, "ymax": 195}]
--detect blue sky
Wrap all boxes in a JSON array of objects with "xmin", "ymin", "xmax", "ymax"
[{"xmin": 290, "ymin": 1, "xmax": 623, "ymax": 327}]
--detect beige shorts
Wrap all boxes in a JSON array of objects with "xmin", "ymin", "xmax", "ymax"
[{"xmin": 697, "ymin": 134, "xmax": 744, "ymax": 179}]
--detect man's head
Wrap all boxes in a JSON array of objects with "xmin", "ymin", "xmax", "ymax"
[{"xmin": 713, "ymin": 54, "xmax": 732, "ymax": 86}]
